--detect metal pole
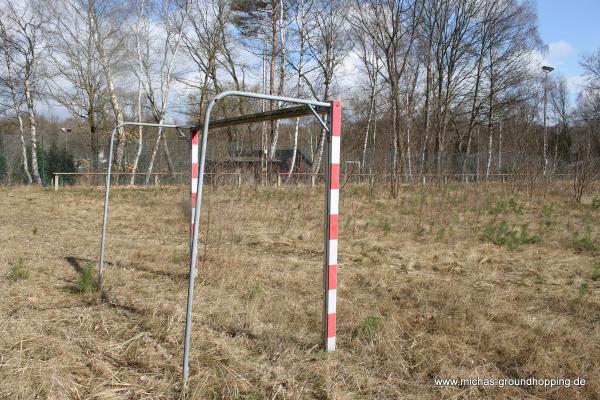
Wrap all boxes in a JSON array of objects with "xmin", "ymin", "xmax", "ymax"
[
  {"xmin": 98, "ymin": 122, "xmax": 191, "ymax": 288},
  {"xmin": 98, "ymin": 124, "xmax": 119, "ymax": 288},
  {"xmin": 543, "ymin": 71, "xmax": 548, "ymax": 175},
  {"xmin": 183, "ymin": 96, "xmax": 216, "ymax": 387}
]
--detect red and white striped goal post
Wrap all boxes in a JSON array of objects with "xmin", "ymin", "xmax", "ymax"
[{"xmin": 324, "ymin": 100, "xmax": 340, "ymax": 351}]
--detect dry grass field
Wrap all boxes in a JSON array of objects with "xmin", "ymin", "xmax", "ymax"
[{"xmin": 1, "ymin": 182, "xmax": 600, "ymax": 399}]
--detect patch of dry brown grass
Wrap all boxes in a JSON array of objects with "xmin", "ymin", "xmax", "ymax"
[{"xmin": 1, "ymin": 182, "xmax": 599, "ymax": 399}]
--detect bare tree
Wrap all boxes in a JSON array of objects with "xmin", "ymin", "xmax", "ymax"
[
  {"xmin": 88, "ymin": 0, "xmax": 129, "ymax": 170},
  {"xmin": 352, "ymin": 0, "xmax": 422, "ymax": 196},
  {"xmin": 0, "ymin": 19, "xmax": 32, "ymax": 184},
  {"xmin": 47, "ymin": 0, "xmax": 106, "ymax": 178},
  {"xmin": 349, "ymin": 11, "xmax": 381, "ymax": 174},
  {"xmin": 140, "ymin": 0, "xmax": 188, "ymax": 185},
  {"xmin": 2, "ymin": 1, "xmax": 49, "ymax": 186},
  {"xmin": 287, "ymin": 0, "xmax": 311, "ymax": 181}
]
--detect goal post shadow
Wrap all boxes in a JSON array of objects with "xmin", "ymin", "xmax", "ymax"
[{"xmin": 97, "ymin": 91, "xmax": 341, "ymax": 387}]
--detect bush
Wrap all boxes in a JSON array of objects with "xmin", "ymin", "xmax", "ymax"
[
  {"xmin": 572, "ymin": 227, "xmax": 600, "ymax": 254},
  {"xmin": 9, "ymin": 258, "xmax": 29, "ymax": 281},
  {"xmin": 484, "ymin": 221, "xmax": 540, "ymax": 250},
  {"xmin": 592, "ymin": 262, "xmax": 600, "ymax": 281}
]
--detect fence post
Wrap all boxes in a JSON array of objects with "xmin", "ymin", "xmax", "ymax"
[
  {"xmin": 54, "ymin": 175, "xmax": 59, "ymax": 191},
  {"xmin": 238, "ymin": 173, "xmax": 242, "ymax": 188},
  {"xmin": 311, "ymin": 175, "xmax": 315, "ymax": 187},
  {"xmin": 277, "ymin": 174, "xmax": 281, "ymax": 187}
]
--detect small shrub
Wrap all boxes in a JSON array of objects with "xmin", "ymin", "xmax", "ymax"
[
  {"xmin": 578, "ymin": 282, "xmax": 589, "ymax": 298},
  {"xmin": 353, "ymin": 314, "xmax": 384, "ymax": 342},
  {"xmin": 382, "ymin": 219, "xmax": 391, "ymax": 236},
  {"xmin": 488, "ymin": 200, "xmax": 505, "ymax": 217},
  {"xmin": 591, "ymin": 262, "xmax": 600, "ymax": 281},
  {"xmin": 415, "ymin": 225, "xmax": 426, "ymax": 238},
  {"xmin": 484, "ymin": 221, "xmax": 540, "ymax": 250},
  {"xmin": 540, "ymin": 205, "xmax": 553, "ymax": 226},
  {"xmin": 78, "ymin": 262, "xmax": 98, "ymax": 293},
  {"xmin": 507, "ymin": 198, "xmax": 523, "ymax": 214},
  {"xmin": 572, "ymin": 227, "xmax": 600, "ymax": 254},
  {"xmin": 32, "ymin": 227, "xmax": 38, "ymax": 235},
  {"xmin": 592, "ymin": 196, "xmax": 600, "ymax": 210},
  {"xmin": 244, "ymin": 284, "xmax": 266, "ymax": 301},
  {"xmin": 488, "ymin": 198, "xmax": 523, "ymax": 217},
  {"xmin": 9, "ymin": 258, "xmax": 29, "ymax": 281}
]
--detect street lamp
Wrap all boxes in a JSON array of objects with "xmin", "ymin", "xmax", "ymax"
[
  {"xmin": 60, "ymin": 128, "xmax": 72, "ymax": 153},
  {"xmin": 542, "ymin": 65, "xmax": 554, "ymax": 175}
]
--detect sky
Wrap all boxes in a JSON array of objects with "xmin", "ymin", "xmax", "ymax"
[
  {"xmin": 535, "ymin": 0, "xmax": 600, "ymax": 97},
  {"xmin": 39, "ymin": 1, "xmax": 600, "ymax": 121}
]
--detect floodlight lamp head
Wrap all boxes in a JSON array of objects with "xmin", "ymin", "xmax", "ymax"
[{"xmin": 542, "ymin": 66, "xmax": 554, "ymax": 73}]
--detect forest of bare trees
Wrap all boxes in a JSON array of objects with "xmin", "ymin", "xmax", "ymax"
[{"xmin": 0, "ymin": 0, "xmax": 599, "ymax": 193}]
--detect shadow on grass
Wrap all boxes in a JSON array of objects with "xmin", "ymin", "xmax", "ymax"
[{"xmin": 63, "ymin": 255, "xmax": 145, "ymax": 316}]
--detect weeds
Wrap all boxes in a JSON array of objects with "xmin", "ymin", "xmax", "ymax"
[
  {"xmin": 8, "ymin": 258, "xmax": 29, "ymax": 281},
  {"xmin": 32, "ymin": 227, "xmax": 38, "ymax": 235},
  {"xmin": 353, "ymin": 314, "xmax": 383, "ymax": 342},
  {"xmin": 591, "ymin": 262, "xmax": 600, "ymax": 281},
  {"xmin": 592, "ymin": 196, "xmax": 600, "ymax": 210},
  {"xmin": 488, "ymin": 197, "xmax": 523, "ymax": 217},
  {"xmin": 78, "ymin": 262, "xmax": 98, "ymax": 293},
  {"xmin": 572, "ymin": 226, "xmax": 600, "ymax": 254},
  {"xmin": 540, "ymin": 205, "xmax": 553, "ymax": 227},
  {"xmin": 382, "ymin": 219, "xmax": 391, "ymax": 236},
  {"xmin": 484, "ymin": 221, "xmax": 540, "ymax": 250},
  {"xmin": 578, "ymin": 282, "xmax": 589, "ymax": 299}
]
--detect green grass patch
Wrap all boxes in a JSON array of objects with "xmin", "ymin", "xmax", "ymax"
[
  {"xmin": 591, "ymin": 262, "xmax": 600, "ymax": 281},
  {"xmin": 484, "ymin": 221, "xmax": 540, "ymax": 250},
  {"xmin": 353, "ymin": 314, "xmax": 384, "ymax": 342},
  {"xmin": 572, "ymin": 227, "xmax": 600, "ymax": 254}
]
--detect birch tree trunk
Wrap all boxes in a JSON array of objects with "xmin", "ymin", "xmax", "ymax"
[
  {"xmin": 24, "ymin": 77, "xmax": 42, "ymax": 186},
  {"xmin": 361, "ymin": 92, "xmax": 375, "ymax": 174},
  {"xmin": 89, "ymin": 1, "xmax": 126, "ymax": 169},
  {"xmin": 2, "ymin": 47, "xmax": 32, "ymax": 184},
  {"xmin": 17, "ymin": 113, "xmax": 32, "ymax": 184},
  {"xmin": 269, "ymin": 0, "xmax": 286, "ymax": 159},
  {"xmin": 130, "ymin": 0, "xmax": 146, "ymax": 185},
  {"xmin": 287, "ymin": 117, "xmax": 300, "ymax": 180},
  {"xmin": 498, "ymin": 122, "xmax": 502, "ymax": 174},
  {"xmin": 145, "ymin": 122, "xmax": 164, "ymax": 185}
]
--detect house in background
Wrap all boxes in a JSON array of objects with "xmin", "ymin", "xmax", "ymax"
[{"xmin": 206, "ymin": 148, "xmax": 313, "ymax": 183}]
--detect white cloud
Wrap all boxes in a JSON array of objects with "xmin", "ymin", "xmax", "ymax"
[{"xmin": 545, "ymin": 40, "xmax": 576, "ymax": 65}]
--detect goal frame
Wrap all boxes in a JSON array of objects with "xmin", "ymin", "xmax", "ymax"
[{"xmin": 97, "ymin": 90, "xmax": 341, "ymax": 386}]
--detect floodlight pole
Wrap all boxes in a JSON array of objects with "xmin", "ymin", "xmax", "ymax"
[{"xmin": 542, "ymin": 65, "xmax": 554, "ymax": 176}]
